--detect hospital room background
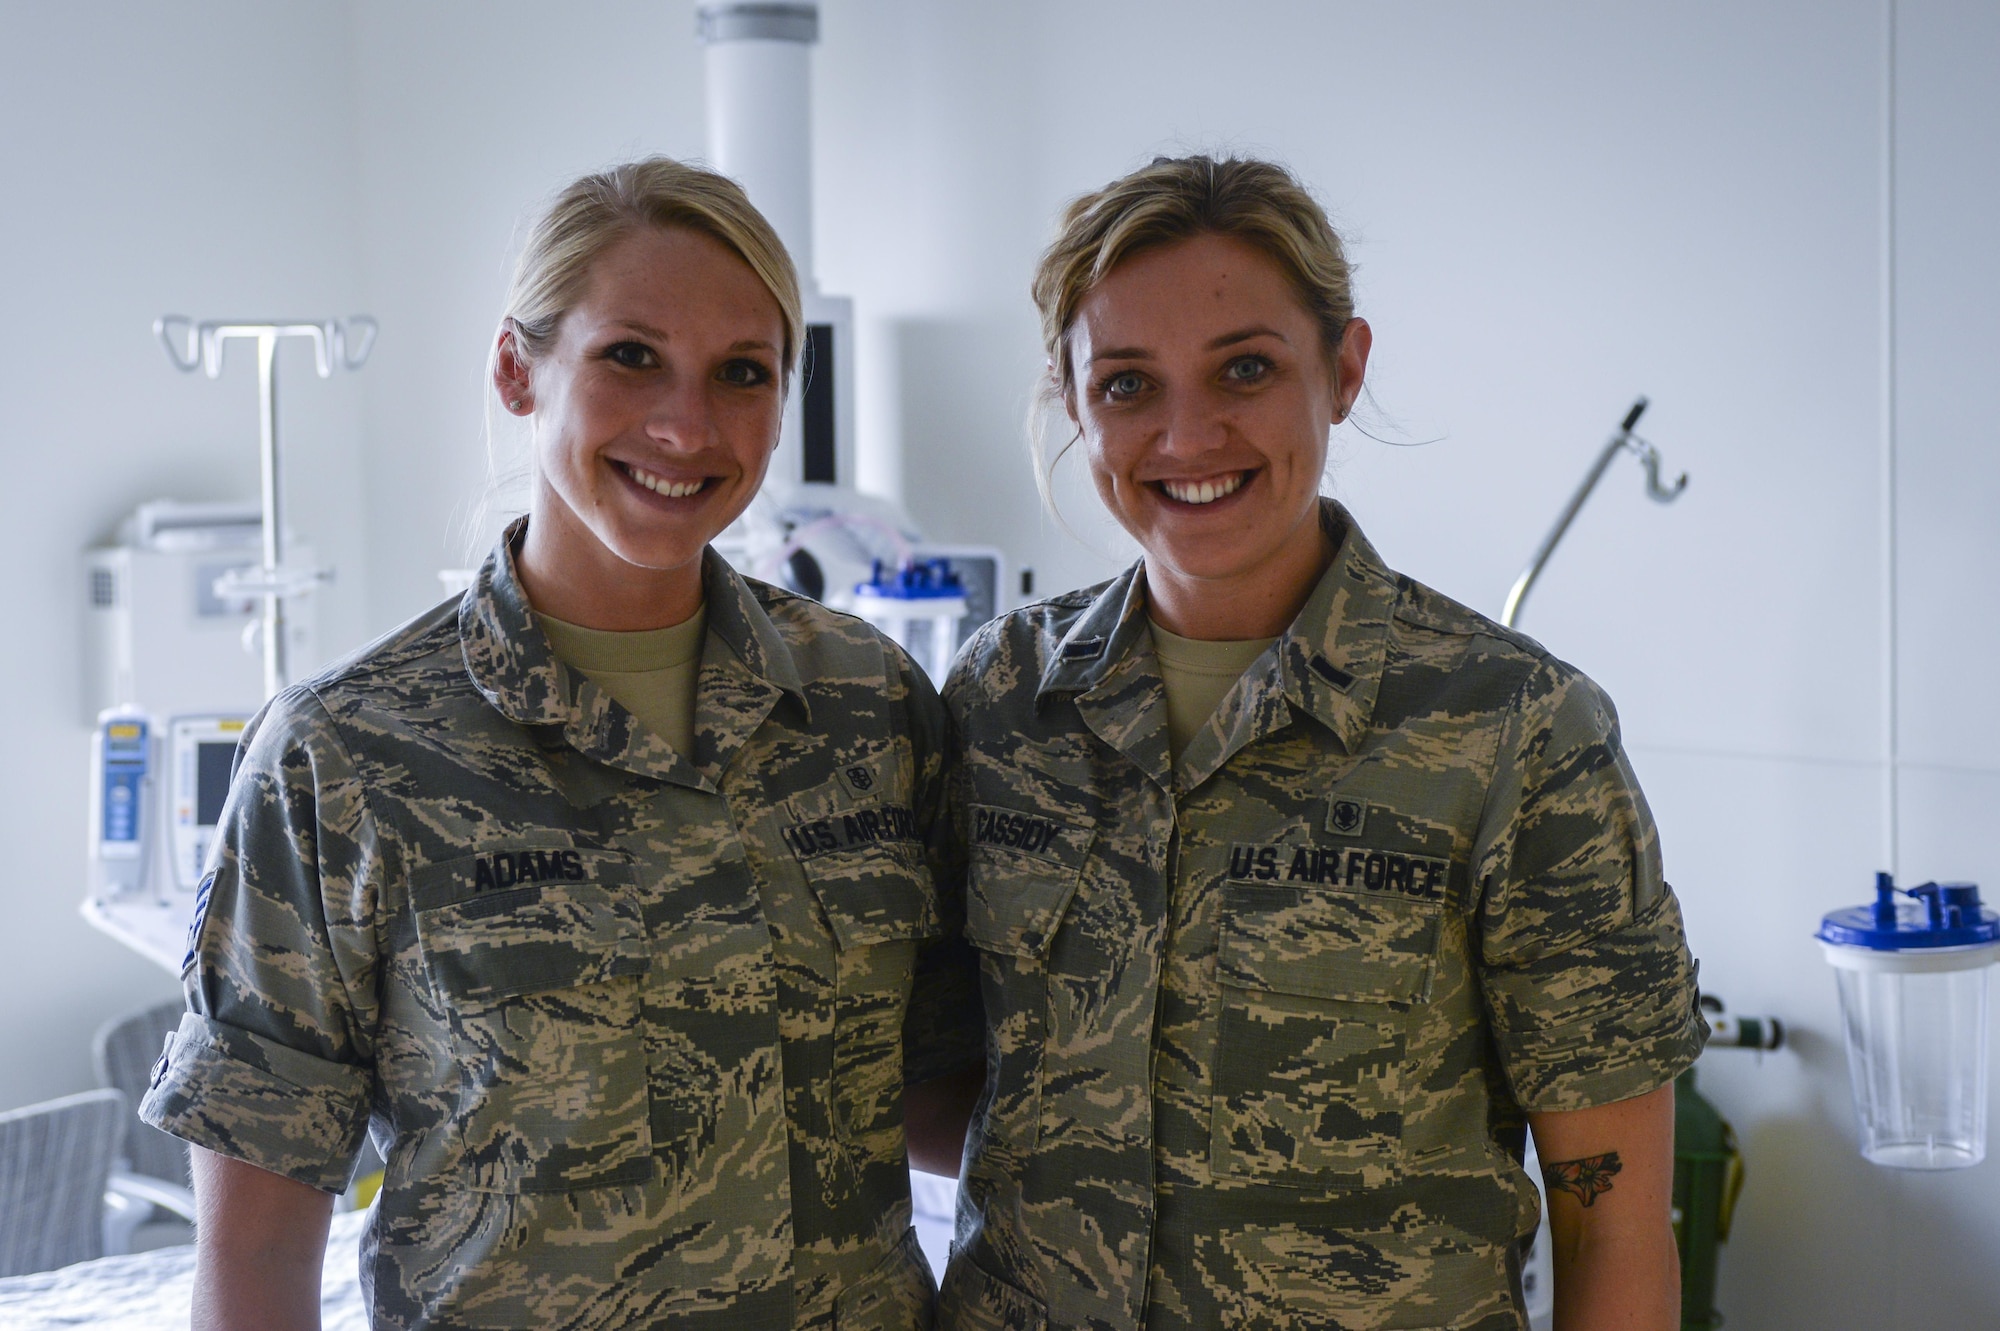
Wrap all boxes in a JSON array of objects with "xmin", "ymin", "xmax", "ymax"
[{"xmin": 3, "ymin": 1, "xmax": 1997, "ymax": 1327}]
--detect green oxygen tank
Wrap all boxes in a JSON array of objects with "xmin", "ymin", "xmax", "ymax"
[{"xmin": 1673, "ymin": 1068, "xmax": 1744, "ymax": 1331}]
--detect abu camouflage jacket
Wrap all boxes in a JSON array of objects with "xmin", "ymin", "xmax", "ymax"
[
  {"xmin": 141, "ymin": 525, "xmax": 945, "ymax": 1330},
  {"xmin": 928, "ymin": 502, "xmax": 1703, "ymax": 1331}
]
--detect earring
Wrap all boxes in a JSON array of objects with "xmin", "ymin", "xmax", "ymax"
[{"xmin": 509, "ymin": 398, "xmax": 524, "ymax": 411}]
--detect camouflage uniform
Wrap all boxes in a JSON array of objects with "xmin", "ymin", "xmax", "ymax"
[
  {"xmin": 140, "ymin": 523, "xmax": 945, "ymax": 1331},
  {"xmin": 927, "ymin": 501, "xmax": 1704, "ymax": 1331}
]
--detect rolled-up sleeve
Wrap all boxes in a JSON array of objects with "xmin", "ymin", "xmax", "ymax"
[
  {"xmin": 139, "ymin": 687, "xmax": 383, "ymax": 1192},
  {"xmin": 1474, "ymin": 659, "xmax": 1705, "ymax": 1112}
]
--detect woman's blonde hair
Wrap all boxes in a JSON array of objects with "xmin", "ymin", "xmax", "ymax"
[
  {"xmin": 504, "ymin": 156, "xmax": 805, "ymax": 381},
  {"xmin": 1028, "ymin": 154, "xmax": 1357, "ymax": 501}
]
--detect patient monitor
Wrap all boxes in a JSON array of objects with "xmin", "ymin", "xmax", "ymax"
[{"xmin": 167, "ymin": 714, "xmax": 248, "ymax": 892}]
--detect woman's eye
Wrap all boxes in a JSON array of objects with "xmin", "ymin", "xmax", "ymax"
[
  {"xmin": 718, "ymin": 359, "xmax": 773, "ymax": 388},
  {"xmin": 605, "ymin": 342, "xmax": 656, "ymax": 369},
  {"xmin": 1224, "ymin": 355, "xmax": 1271, "ymax": 383},
  {"xmin": 1104, "ymin": 371, "xmax": 1146, "ymax": 398}
]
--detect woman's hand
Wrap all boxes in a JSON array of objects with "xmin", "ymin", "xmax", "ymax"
[
  {"xmin": 190, "ymin": 1146, "xmax": 334, "ymax": 1331},
  {"xmin": 1528, "ymin": 1082, "xmax": 1680, "ymax": 1331}
]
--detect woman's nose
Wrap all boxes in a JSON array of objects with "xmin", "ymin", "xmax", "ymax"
[
  {"xmin": 1152, "ymin": 388, "xmax": 1231, "ymax": 458},
  {"xmin": 644, "ymin": 377, "xmax": 714, "ymax": 449}
]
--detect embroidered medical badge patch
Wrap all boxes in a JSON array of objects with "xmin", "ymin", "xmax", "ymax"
[
  {"xmin": 1328, "ymin": 797, "xmax": 1368, "ymax": 836},
  {"xmin": 835, "ymin": 762, "xmax": 880, "ymax": 800}
]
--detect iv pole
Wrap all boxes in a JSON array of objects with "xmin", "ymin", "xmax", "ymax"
[
  {"xmin": 155, "ymin": 315, "xmax": 377, "ymax": 699},
  {"xmin": 1500, "ymin": 397, "xmax": 1688, "ymax": 629}
]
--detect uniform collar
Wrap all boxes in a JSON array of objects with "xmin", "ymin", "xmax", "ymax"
[
  {"xmin": 459, "ymin": 518, "xmax": 808, "ymax": 786},
  {"xmin": 1037, "ymin": 558, "xmax": 1154, "ymax": 701},
  {"xmin": 1036, "ymin": 499, "xmax": 1398, "ymax": 763},
  {"xmin": 1270, "ymin": 499, "xmax": 1399, "ymax": 758}
]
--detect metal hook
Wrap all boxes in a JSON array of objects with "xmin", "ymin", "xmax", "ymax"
[
  {"xmin": 154, "ymin": 315, "xmax": 201, "ymax": 372},
  {"xmin": 1501, "ymin": 396, "xmax": 1693, "ymax": 628},
  {"xmin": 1626, "ymin": 433, "xmax": 1688, "ymax": 503},
  {"xmin": 335, "ymin": 316, "xmax": 378, "ymax": 370}
]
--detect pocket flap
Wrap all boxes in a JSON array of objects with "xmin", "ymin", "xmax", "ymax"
[
  {"xmin": 963, "ymin": 823, "xmax": 1089, "ymax": 961},
  {"xmin": 412, "ymin": 847, "xmax": 643, "ymax": 1002},
  {"xmin": 800, "ymin": 841, "xmax": 941, "ymax": 951},
  {"xmin": 938, "ymin": 1254, "xmax": 1046, "ymax": 1331},
  {"xmin": 835, "ymin": 1226, "xmax": 937, "ymax": 1328},
  {"xmin": 1219, "ymin": 881, "xmax": 1439, "ymax": 1004}
]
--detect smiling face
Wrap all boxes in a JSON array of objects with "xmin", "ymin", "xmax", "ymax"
[
  {"xmin": 497, "ymin": 224, "xmax": 787, "ymax": 628},
  {"xmin": 1066, "ymin": 231, "xmax": 1370, "ymax": 638}
]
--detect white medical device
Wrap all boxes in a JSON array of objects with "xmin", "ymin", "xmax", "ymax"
[
  {"xmin": 88, "ymin": 709, "xmax": 154, "ymax": 900},
  {"xmin": 166, "ymin": 715, "xmax": 250, "ymax": 893},
  {"xmin": 83, "ymin": 500, "xmax": 318, "ymax": 724},
  {"xmin": 83, "ymin": 708, "xmax": 250, "ymax": 969}
]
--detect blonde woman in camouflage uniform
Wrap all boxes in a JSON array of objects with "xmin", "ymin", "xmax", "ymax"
[
  {"xmin": 142, "ymin": 159, "xmax": 948, "ymax": 1330},
  {"xmin": 907, "ymin": 156, "xmax": 1705, "ymax": 1330}
]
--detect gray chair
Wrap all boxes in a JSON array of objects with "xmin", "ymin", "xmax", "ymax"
[
  {"xmin": 91, "ymin": 1000, "xmax": 383, "ymax": 1236},
  {"xmin": 92, "ymin": 1000, "xmax": 191, "ymax": 1190},
  {"xmin": 92, "ymin": 1001, "xmax": 199, "ymax": 1252},
  {"xmin": 0, "ymin": 1088, "xmax": 128, "ymax": 1276}
]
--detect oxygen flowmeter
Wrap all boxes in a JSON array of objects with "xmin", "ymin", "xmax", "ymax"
[
  {"xmin": 1818, "ymin": 873, "xmax": 2000, "ymax": 1169},
  {"xmin": 88, "ymin": 709, "xmax": 153, "ymax": 899}
]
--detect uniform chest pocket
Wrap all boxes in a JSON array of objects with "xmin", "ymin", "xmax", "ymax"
[
  {"xmin": 793, "ymin": 829, "xmax": 941, "ymax": 1159},
  {"xmin": 410, "ymin": 846, "xmax": 652, "ymax": 1194},
  {"xmin": 1211, "ymin": 879, "xmax": 1442, "ymax": 1190},
  {"xmin": 962, "ymin": 805, "xmax": 1090, "ymax": 959}
]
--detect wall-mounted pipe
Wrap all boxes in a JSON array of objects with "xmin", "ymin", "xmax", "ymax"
[{"xmin": 698, "ymin": 3, "xmax": 820, "ymax": 292}]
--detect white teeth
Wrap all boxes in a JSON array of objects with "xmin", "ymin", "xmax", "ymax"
[
  {"xmin": 1161, "ymin": 473, "xmax": 1245, "ymax": 505},
  {"xmin": 627, "ymin": 464, "xmax": 708, "ymax": 498}
]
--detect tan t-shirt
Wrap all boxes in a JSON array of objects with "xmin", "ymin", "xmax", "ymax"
[
  {"xmin": 1148, "ymin": 620, "xmax": 1277, "ymax": 764},
  {"xmin": 538, "ymin": 605, "xmax": 708, "ymax": 756}
]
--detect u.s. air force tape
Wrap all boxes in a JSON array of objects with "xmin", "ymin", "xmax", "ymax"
[
  {"xmin": 1228, "ymin": 842, "xmax": 1447, "ymax": 901},
  {"xmin": 783, "ymin": 805, "xmax": 918, "ymax": 860}
]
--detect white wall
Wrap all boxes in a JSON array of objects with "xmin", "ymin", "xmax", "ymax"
[
  {"xmin": 6, "ymin": 3, "xmax": 1996, "ymax": 1325},
  {"xmin": 346, "ymin": 0, "xmax": 711, "ymax": 627},
  {"xmin": 0, "ymin": 2, "xmax": 373, "ymax": 1111}
]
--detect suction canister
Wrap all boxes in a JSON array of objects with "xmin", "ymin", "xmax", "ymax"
[{"xmin": 1817, "ymin": 873, "xmax": 2000, "ymax": 1169}]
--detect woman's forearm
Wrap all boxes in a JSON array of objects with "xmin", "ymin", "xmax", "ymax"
[
  {"xmin": 1548, "ymin": 1213, "xmax": 1680, "ymax": 1331},
  {"xmin": 904, "ymin": 1064, "xmax": 982, "ymax": 1176},
  {"xmin": 190, "ymin": 1146, "xmax": 335, "ymax": 1331},
  {"xmin": 1531, "ymin": 1082, "xmax": 1681, "ymax": 1331}
]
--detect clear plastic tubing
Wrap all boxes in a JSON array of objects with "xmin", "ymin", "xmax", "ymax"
[{"xmin": 1818, "ymin": 874, "xmax": 2000, "ymax": 1170}]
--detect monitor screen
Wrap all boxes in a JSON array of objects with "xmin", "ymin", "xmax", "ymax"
[{"xmin": 196, "ymin": 741, "xmax": 237, "ymax": 827}]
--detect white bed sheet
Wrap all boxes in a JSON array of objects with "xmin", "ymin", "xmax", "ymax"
[
  {"xmin": 0, "ymin": 1207, "xmax": 369, "ymax": 1330},
  {"xmin": 0, "ymin": 1168, "xmax": 956, "ymax": 1329}
]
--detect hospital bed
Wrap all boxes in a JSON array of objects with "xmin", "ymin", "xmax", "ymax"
[{"xmin": 0, "ymin": 1174, "xmax": 956, "ymax": 1328}]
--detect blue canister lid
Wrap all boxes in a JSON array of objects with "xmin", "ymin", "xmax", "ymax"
[
  {"xmin": 1818, "ymin": 872, "xmax": 2000, "ymax": 950},
  {"xmin": 855, "ymin": 558, "xmax": 966, "ymax": 601}
]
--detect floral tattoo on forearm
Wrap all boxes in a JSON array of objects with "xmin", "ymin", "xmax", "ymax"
[{"xmin": 1541, "ymin": 1151, "xmax": 1623, "ymax": 1207}]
